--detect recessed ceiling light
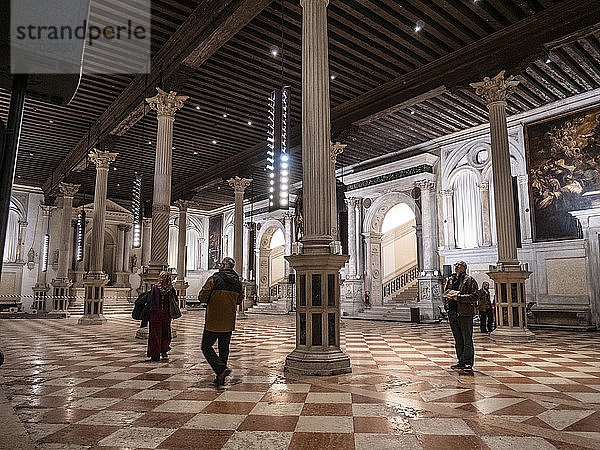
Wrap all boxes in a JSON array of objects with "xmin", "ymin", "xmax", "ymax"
[
  {"xmin": 117, "ymin": 183, "xmax": 120, "ymax": 187},
  {"xmin": 147, "ymin": 140, "xmax": 152, "ymax": 144},
  {"xmin": 212, "ymin": 140, "xmax": 217, "ymax": 144},
  {"xmin": 545, "ymin": 57, "xmax": 551, "ymax": 63},
  {"xmin": 113, "ymin": 167, "xmax": 117, "ymax": 171},
  {"xmin": 330, "ymin": 74, "xmax": 336, "ymax": 80},
  {"xmin": 414, "ymin": 22, "xmax": 423, "ymax": 32},
  {"xmin": 410, "ymin": 110, "xmax": 415, "ymax": 115},
  {"xmin": 271, "ymin": 46, "xmax": 279, "ymax": 57},
  {"xmin": 29, "ymin": 152, "xmax": 33, "ymax": 156},
  {"xmin": 172, "ymin": 146, "xmax": 175, "ymax": 150},
  {"xmin": 247, "ymin": 120, "xmax": 252, "ymax": 126},
  {"xmin": 48, "ymin": 120, "xmax": 54, "ymax": 123},
  {"xmin": 222, "ymin": 113, "xmax": 228, "ymax": 118},
  {"xmin": 195, "ymin": 105, "xmax": 200, "ymax": 110},
  {"xmin": 193, "ymin": 151, "xmax": 198, "ymax": 155}
]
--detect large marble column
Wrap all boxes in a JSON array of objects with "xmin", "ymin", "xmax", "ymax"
[
  {"xmin": 284, "ymin": 0, "xmax": 350, "ymax": 376},
  {"xmin": 416, "ymin": 180, "xmax": 443, "ymax": 320},
  {"xmin": 141, "ymin": 218, "xmax": 152, "ymax": 266},
  {"xmin": 79, "ymin": 149, "xmax": 117, "ymax": 325},
  {"xmin": 479, "ymin": 182, "xmax": 492, "ymax": 246},
  {"xmin": 143, "ymin": 88, "xmax": 188, "ymax": 289},
  {"xmin": 173, "ymin": 200, "xmax": 191, "ymax": 311},
  {"xmin": 228, "ymin": 177, "xmax": 252, "ymax": 319},
  {"xmin": 441, "ymin": 189, "xmax": 456, "ymax": 249},
  {"xmin": 471, "ymin": 71, "xmax": 534, "ymax": 342},
  {"xmin": 32, "ymin": 205, "xmax": 54, "ymax": 313},
  {"xmin": 51, "ymin": 182, "xmax": 79, "ymax": 314}
]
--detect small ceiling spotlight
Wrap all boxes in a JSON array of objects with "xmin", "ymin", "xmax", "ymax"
[
  {"xmin": 222, "ymin": 113, "xmax": 228, "ymax": 118},
  {"xmin": 414, "ymin": 21, "xmax": 423, "ymax": 32},
  {"xmin": 247, "ymin": 120, "xmax": 252, "ymax": 126},
  {"xmin": 48, "ymin": 120, "xmax": 54, "ymax": 123},
  {"xmin": 330, "ymin": 74, "xmax": 336, "ymax": 80},
  {"xmin": 193, "ymin": 151, "xmax": 198, "ymax": 155},
  {"xmin": 195, "ymin": 105, "xmax": 200, "ymax": 110},
  {"xmin": 147, "ymin": 140, "xmax": 152, "ymax": 144},
  {"xmin": 410, "ymin": 110, "xmax": 415, "ymax": 115},
  {"xmin": 113, "ymin": 167, "xmax": 117, "ymax": 171},
  {"xmin": 270, "ymin": 46, "xmax": 279, "ymax": 57},
  {"xmin": 545, "ymin": 57, "xmax": 552, "ymax": 63},
  {"xmin": 211, "ymin": 140, "xmax": 217, "ymax": 145}
]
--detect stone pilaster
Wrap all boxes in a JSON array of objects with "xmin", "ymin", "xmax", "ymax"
[
  {"xmin": 284, "ymin": 213, "xmax": 293, "ymax": 278},
  {"xmin": 441, "ymin": 189, "xmax": 456, "ymax": 249},
  {"xmin": 364, "ymin": 231, "xmax": 383, "ymax": 307},
  {"xmin": 173, "ymin": 199, "xmax": 192, "ymax": 311},
  {"xmin": 123, "ymin": 225, "xmax": 132, "ymax": 273},
  {"xmin": 79, "ymin": 149, "xmax": 117, "ymax": 325},
  {"xmin": 32, "ymin": 205, "xmax": 54, "ymax": 313},
  {"xmin": 517, "ymin": 175, "xmax": 532, "ymax": 243},
  {"xmin": 51, "ymin": 182, "xmax": 79, "ymax": 314},
  {"xmin": 345, "ymin": 197, "xmax": 359, "ymax": 279},
  {"xmin": 415, "ymin": 180, "xmax": 443, "ymax": 320},
  {"xmin": 16, "ymin": 220, "xmax": 27, "ymax": 262},
  {"xmin": 144, "ymin": 87, "xmax": 188, "ymax": 289},
  {"xmin": 141, "ymin": 218, "xmax": 152, "ymax": 266},
  {"xmin": 472, "ymin": 71, "xmax": 534, "ymax": 342},
  {"xmin": 479, "ymin": 182, "xmax": 492, "ymax": 246},
  {"xmin": 284, "ymin": 0, "xmax": 350, "ymax": 376}
]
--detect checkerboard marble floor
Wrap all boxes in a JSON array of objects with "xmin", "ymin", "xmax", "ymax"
[{"xmin": 1, "ymin": 313, "xmax": 600, "ymax": 449}]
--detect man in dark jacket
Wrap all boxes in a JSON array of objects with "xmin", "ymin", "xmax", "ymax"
[
  {"xmin": 198, "ymin": 257, "xmax": 244, "ymax": 385},
  {"xmin": 444, "ymin": 261, "xmax": 478, "ymax": 371}
]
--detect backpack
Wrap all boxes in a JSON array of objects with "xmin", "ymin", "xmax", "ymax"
[{"xmin": 132, "ymin": 290, "xmax": 150, "ymax": 321}]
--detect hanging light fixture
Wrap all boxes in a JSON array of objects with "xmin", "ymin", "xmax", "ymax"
[
  {"xmin": 41, "ymin": 233, "xmax": 49, "ymax": 272},
  {"xmin": 75, "ymin": 208, "xmax": 86, "ymax": 261},
  {"xmin": 132, "ymin": 173, "xmax": 142, "ymax": 248}
]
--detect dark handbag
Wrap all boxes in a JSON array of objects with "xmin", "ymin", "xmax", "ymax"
[
  {"xmin": 169, "ymin": 290, "xmax": 182, "ymax": 319},
  {"xmin": 132, "ymin": 291, "xmax": 150, "ymax": 320}
]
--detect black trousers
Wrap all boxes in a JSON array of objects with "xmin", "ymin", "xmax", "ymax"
[
  {"xmin": 448, "ymin": 312, "xmax": 474, "ymax": 366},
  {"xmin": 479, "ymin": 308, "xmax": 495, "ymax": 333},
  {"xmin": 201, "ymin": 330, "xmax": 232, "ymax": 375}
]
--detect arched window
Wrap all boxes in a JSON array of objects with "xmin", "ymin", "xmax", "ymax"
[
  {"xmin": 453, "ymin": 171, "xmax": 483, "ymax": 249},
  {"xmin": 2, "ymin": 205, "xmax": 19, "ymax": 262},
  {"xmin": 186, "ymin": 228, "xmax": 199, "ymax": 271},
  {"xmin": 224, "ymin": 225, "xmax": 234, "ymax": 257}
]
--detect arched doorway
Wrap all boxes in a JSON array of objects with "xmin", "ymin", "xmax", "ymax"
[
  {"xmin": 380, "ymin": 204, "xmax": 418, "ymax": 303},
  {"xmin": 257, "ymin": 221, "xmax": 285, "ymax": 302},
  {"xmin": 363, "ymin": 192, "xmax": 422, "ymax": 306}
]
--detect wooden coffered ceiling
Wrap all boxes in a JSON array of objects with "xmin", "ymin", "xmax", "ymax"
[{"xmin": 1, "ymin": 0, "xmax": 599, "ymax": 212}]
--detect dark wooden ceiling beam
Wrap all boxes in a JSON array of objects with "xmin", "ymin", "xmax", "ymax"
[
  {"xmin": 330, "ymin": 0, "xmax": 600, "ymax": 135},
  {"xmin": 43, "ymin": 0, "xmax": 273, "ymax": 194}
]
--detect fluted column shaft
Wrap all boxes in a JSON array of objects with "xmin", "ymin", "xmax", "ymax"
[
  {"xmin": 346, "ymin": 198, "xmax": 358, "ymax": 278},
  {"xmin": 301, "ymin": 0, "xmax": 335, "ymax": 250},
  {"xmin": 284, "ymin": 214, "xmax": 293, "ymax": 277},
  {"xmin": 57, "ymin": 182, "xmax": 79, "ymax": 279},
  {"xmin": 417, "ymin": 181, "xmax": 436, "ymax": 273},
  {"xmin": 90, "ymin": 166, "xmax": 109, "ymax": 272},
  {"xmin": 142, "ymin": 218, "xmax": 152, "ymax": 266},
  {"xmin": 123, "ymin": 225, "xmax": 132, "ymax": 272},
  {"xmin": 146, "ymin": 88, "xmax": 187, "ymax": 269},
  {"xmin": 174, "ymin": 201, "xmax": 191, "ymax": 280}
]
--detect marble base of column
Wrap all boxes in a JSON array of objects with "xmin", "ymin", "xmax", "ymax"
[
  {"xmin": 417, "ymin": 275, "xmax": 444, "ymax": 321},
  {"xmin": 340, "ymin": 279, "xmax": 363, "ymax": 317},
  {"xmin": 50, "ymin": 279, "xmax": 72, "ymax": 316},
  {"xmin": 71, "ymin": 271, "xmax": 86, "ymax": 288},
  {"xmin": 284, "ymin": 253, "xmax": 351, "ymax": 376},
  {"xmin": 488, "ymin": 268, "xmax": 535, "ymax": 343},
  {"xmin": 114, "ymin": 272, "xmax": 131, "ymax": 288},
  {"xmin": 173, "ymin": 280, "xmax": 189, "ymax": 314},
  {"xmin": 79, "ymin": 272, "xmax": 108, "ymax": 325},
  {"xmin": 32, "ymin": 284, "xmax": 50, "ymax": 313}
]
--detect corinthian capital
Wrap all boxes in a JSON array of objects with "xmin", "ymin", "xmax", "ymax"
[
  {"xmin": 58, "ymin": 182, "xmax": 80, "ymax": 198},
  {"xmin": 174, "ymin": 199, "xmax": 192, "ymax": 212},
  {"xmin": 345, "ymin": 197, "xmax": 359, "ymax": 208},
  {"xmin": 146, "ymin": 87, "xmax": 188, "ymax": 119},
  {"xmin": 415, "ymin": 180, "xmax": 436, "ymax": 192},
  {"xmin": 227, "ymin": 176, "xmax": 252, "ymax": 194},
  {"xmin": 330, "ymin": 141, "xmax": 347, "ymax": 162},
  {"xmin": 478, "ymin": 181, "xmax": 490, "ymax": 192},
  {"xmin": 470, "ymin": 70, "xmax": 519, "ymax": 106},
  {"xmin": 89, "ymin": 149, "xmax": 118, "ymax": 169}
]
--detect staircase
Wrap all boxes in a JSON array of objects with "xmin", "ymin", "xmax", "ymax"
[
  {"xmin": 68, "ymin": 297, "xmax": 134, "ymax": 316},
  {"xmin": 247, "ymin": 300, "xmax": 290, "ymax": 315},
  {"xmin": 355, "ymin": 305, "xmax": 413, "ymax": 322},
  {"xmin": 387, "ymin": 281, "xmax": 419, "ymax": 304}
]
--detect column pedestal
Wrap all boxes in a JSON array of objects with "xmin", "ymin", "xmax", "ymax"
[
  {"xmin": 173, "ymin": 279, "xmax": 188, "ymax": 314},
  {"xmin": 340, "ymin": 279, "xmax": 363, "ymax": 317},
  {"xmin": 32, "ymin": 284, "xmax": 50, "ymax": 314},
  {"xmin": 417, "ymin": 275, "xmax": 444, "ymax": 321},
  {"xmin": 285, "ymin": 254, "xmax": 351, "ymax": 376},
  {"xmin": 488, "ymin": 267, "xmax": 534, "ymax": 342},
  {"xmin": 50, "ymin": 280, "xmax": 72, "ymax": 316},
  {"xmin": 79, "ymin": 272, "xmax": 108, "ymax": 325}
]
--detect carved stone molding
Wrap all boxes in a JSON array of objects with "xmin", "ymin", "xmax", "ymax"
[
  {"xmin": 345, "ymin": 197, "xmax": 360, "ymax": 208},
  {"xmin": 478, "ymin": 181, "xmax": 490, "ymax": 192},
  {"xmin": 173, "ymin": 199, "xmax": 192, "ymax": 211},
  {"xmin": 146, "ymin": 87, "xmax": 188, "ymax": 119},
  {"xmin": 152, "ymin": 203, "xmax": 170, "ymax": 214},
  {"xmin": 89, "ymin": 149, "xmax": 118, "ymax": 170},
  {"xmin": 440, "ymin": 189, "xmax": 454, "ymax": 198},
  {"xmin": 58, "ymin": 182, "xmax": 80, "ymax": 198},
  {"xmin": 227, "ymin": 176, "xmax": 252, "ymax": 194},
  {"xmin": 414, "ymin": 179, "xmax": 436, "ymax": 191},
  {"xmin": 330, "ymin": 141, "xmax": 347, "ymax": 162},
  {"xmin": 470, "ymin": 70, "xmax": 519, "ymax": 106}
]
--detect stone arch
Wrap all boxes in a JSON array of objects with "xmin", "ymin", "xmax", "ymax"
[
  {"xmin": 256, "ymin": 219, "xmax": 285, "ymax": 302},
  {"xmin": 362, "ymin": 192, "xmax": 422, "ymax": 307}
]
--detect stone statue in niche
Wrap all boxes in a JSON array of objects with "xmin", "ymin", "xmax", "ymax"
[{"xmin": 27, "ymin": 248, "xmax": 35, "ymax": 270}]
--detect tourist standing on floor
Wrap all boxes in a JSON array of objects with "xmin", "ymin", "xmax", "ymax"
[
  {"xmin": 147, "ymin": 271, "xmax": 181, "ymax": 361},
  {"xmin": 198, "ymin": 257, "xmax": 244, "ymax": 385},
  {"xmin": 477, "ymin": 281, "xmax": 494, "ymax": 333},
  {"xmin": 444, "ymin": 261, "xmax": 478, "ymax": 371}
]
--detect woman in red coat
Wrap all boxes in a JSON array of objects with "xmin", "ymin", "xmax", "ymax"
[{"xmin": 147, "ymin": 271, "xmax": 176, "ymax": 361}]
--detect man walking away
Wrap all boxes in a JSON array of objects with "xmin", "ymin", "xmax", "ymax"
[
  {"xmin": 444, "ymin": 261, "xmax": 478, "ymax": 371},
  {"xmin": 198, "ymin": 257, "xmax": 243, "ymax": 385},
  {"xmin": 477, "ymin": 281, "xmax": 494, "ymax": 333}
]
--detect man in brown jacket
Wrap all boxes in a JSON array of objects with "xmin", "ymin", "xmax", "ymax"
[
  {"xmin": 444, "ymin": 261, "xmax": 478, "ymax": 371},
  {"xmin": 198, "ymin": 257, "xmax": 244, "ymax": 385}
]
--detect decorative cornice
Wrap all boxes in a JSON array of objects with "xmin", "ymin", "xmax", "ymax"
[
  {"xmin": 58, "ymin": 182, "xmax": 80, "ymax": 198},
  {"xmin": 117, "ymin": 224, "xmax": 130, "ymax": 231},
  {"xmin": 227, "ymin": 176, "xmax": 252, "ymax": 194},
  {"xmin": 440, "ymin": 189, "xmax": 454, "ymax": 197},
  {"xmin": 88, "ymin": 149, "xmax": 118, "ymax": 170},
  {"xmin": 346, "ymin": 164, "xmax": 433, "ymax": 192},
  {"xmin": 40, "ymin": 204, "xmax": 56, "ymax": 216},
  {"xmin": 470, "ymin": 70, "xmax": 519, "ymax": 106},
  {"xmin": 345, "ymin": 197, "xmax": 360, "ymax": 208},
  {"xmin": 146, "ymin": 87, "xmax": 188, "ymax": 119},
  {"xmin": 330, "ymin": 141, "xmax": 347, "ymax": 162},
  {"xmin": 174, "ymin": 199, "xmax": 192, "ymax": 211}
]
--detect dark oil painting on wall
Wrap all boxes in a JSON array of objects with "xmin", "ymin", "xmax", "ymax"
[
  {"xmin": 207, "ymin": 215, "xmax": 222, "ymax": 269},
  {"xmin": 526, "ymin": 105, "xmax": 600, "ymax": 241}
]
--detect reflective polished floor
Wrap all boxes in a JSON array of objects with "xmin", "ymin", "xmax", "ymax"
[{"xmin": 1, "ymin": 313, "xmax": 599, "ymax": 449}]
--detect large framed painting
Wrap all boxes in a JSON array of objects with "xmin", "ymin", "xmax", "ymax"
[
  {"xmin": 207, "ymin": 215, "xmax": 222, "ymax": 269},
  {"xmin": 525, "ymin": 105, "xmax": 600, "ymax": 242}
]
